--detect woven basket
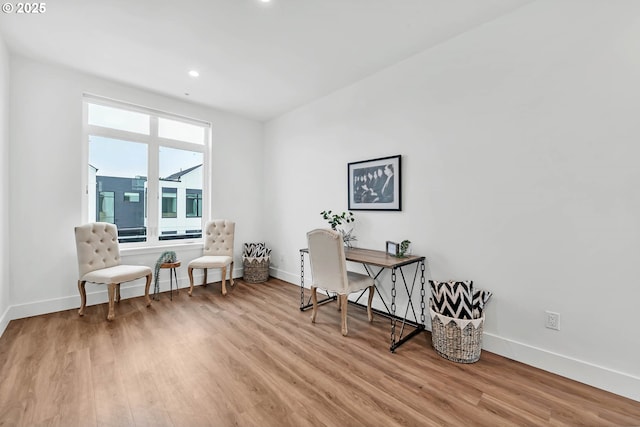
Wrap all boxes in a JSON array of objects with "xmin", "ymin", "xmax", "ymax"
[
  {"xmin": 242, "ymin": 257, "xmax": 270, "ymax": 283},
  {"xmin": 430, "ymin": 308, "xmax": 484, "ymax": 363}
]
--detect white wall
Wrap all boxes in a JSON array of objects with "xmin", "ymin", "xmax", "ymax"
[
  {"xmin": 264, "ymin": 1, "xmax": 640, "ymax": 401},
  {"xmin": 0, "ymin": 36, "xmax": 10, "ymax": 334},
  {"xmin": 7, "ymin": 55, "xmax": 264, "ymax": 319}
]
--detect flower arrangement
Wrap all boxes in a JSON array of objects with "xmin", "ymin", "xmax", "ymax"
[
  {"xmin": 320, "ymin": 210, "xmax": 357, "ymax": 248},
  {"xmin": 320, "ymin": 210, "xmax": 354, "ymax": 230}
]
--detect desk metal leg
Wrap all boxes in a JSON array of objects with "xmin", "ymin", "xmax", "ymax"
[
  {"xmin": 354, "ymin": 266, "xmax": 391, "ymax": 314},
  {"xmin": 348, "ymin": 260, "xmax": 426, "ymax": 352},
  {"xmin": 420, "ymin": 261, "xmax": 426, "ymax": 327},
  {"xmin": 390, "ymin": 267, "xmax": 398, "ymax": 351},
  {"xmin": 300, "ymin": 251, "xmax": 305, "ymax": 309},
  {"xmin": 389, "ymin": 260, "xmax": 426, "ymax": 353}
]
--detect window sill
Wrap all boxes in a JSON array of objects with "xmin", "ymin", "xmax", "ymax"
[{"xmin": 120, "ymin": 241, "xmax": 203, "ymax": 257}]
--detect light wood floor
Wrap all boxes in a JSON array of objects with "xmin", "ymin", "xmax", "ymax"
[{"xmin": 1, "ymin": 278, "xmax": 639, "ymax": 426}]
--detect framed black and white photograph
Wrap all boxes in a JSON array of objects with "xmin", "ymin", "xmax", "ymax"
[{"xmin": 348, "ymin": 154, "xmax": 401, "ymax": 211}]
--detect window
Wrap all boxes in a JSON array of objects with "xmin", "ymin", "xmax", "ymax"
[
  {"xmin": 84, "ymin": 95, "xmax": 210, "ymax": 245},
  {"xmin": 162, "ymin": 188, "xmax": 177, "ymax": 218},
  {"xmin": 124, "ymin": 192, "xmax": 140, "ymax": 203},
  {"xmin": 132, "ymin": 178, "xmax": 145, "ymax": 190},
  {"xmin": 98, "ymin": 191, "xmax": 115, "ymax": 223},
  {"xmin": 159, "ymin": 117, "xmax": 205, "ymax": 145},
  {"xmin": 88, "ymin": 103, "xmax": 149, "ymax": 134},
  {"xmin": 186, "ymin": 189, "xmax": 202, "ymax": 218}
]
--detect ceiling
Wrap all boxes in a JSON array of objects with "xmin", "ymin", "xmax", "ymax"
[{"xmin": 0, "ymin": 0, "xmax": 532, "ymax": 121}]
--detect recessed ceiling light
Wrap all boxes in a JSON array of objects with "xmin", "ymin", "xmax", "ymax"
[
  {"xmin": 260, "ymin": 0, "xmax": 271, "ymax": 3},
  {"xmin": 188, "ymin": 70, "xmax": 199, "ymax": 78}
]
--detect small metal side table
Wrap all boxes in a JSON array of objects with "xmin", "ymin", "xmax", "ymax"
[{"xmin": 159, "ymin": 261, "xmax": 181, "ymax": 300}]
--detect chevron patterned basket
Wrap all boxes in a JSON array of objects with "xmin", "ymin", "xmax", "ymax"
[
  {"xmin": 242, "ymin": 258, "xmax": 270, "ymax": 283},
  {"xmin": 430, "ymin": 308, "xmax": 484, "ymax": 363}
]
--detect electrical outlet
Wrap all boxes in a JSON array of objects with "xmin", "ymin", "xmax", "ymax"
[{"xmin": 545, "ymin": 311, "xmax": 560, "ymax": 330}]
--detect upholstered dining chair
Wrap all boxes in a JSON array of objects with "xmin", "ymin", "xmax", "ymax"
[
  {"xmin": 188, "ymin": 219, "xmax": 235, "ymax": 296},
  {"xmin": 306, "ymin": 228, "xmax": 375, "ymax": 336},
  {"xmin": 74, "ymin": 222, "xmax": 152, "ymax": 321}
]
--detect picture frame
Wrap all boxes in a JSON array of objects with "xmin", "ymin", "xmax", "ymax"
[
  {"xmin": 348, "ymin": 154, "xmax": 401, "ymax": 211},
  {"xmin": 386, "ymin": 241, "xmax": 399, "ymax": 256}
]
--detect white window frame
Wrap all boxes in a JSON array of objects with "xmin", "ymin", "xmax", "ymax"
[{"xmin": 81, "ymin": 94, "xmax": 211, "ymax": 248}]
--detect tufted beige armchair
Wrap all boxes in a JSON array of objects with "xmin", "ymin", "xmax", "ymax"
[
  {"xmin": 188, "ymin": 219, "xmax": 235, "ymax": 296},
  {"xmin": 307, "ymin": 228, "xmax": 375, "ymax": 336},
  {"xmin": 74, "ymin": 222, "xmax": 153, "ymax": 321}
]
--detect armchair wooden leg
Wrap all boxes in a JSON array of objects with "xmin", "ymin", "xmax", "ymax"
[
  {"xmin": 78, "ymin": 280, "xmax": 86, "ymax": 316},
  {"xmin": 367, "ymin": 285, "xmax": 374, "ymax": 322},
  {"xmin": 144, "ymin": 273, "xmax": 152, "ymax": 307},
  {"xmin": 221, "ymin": 266, "xmax": 227, "ymax": 296},
  {"xmin": 116, "ymin": 284, "xmax": 121, "ymax": 303},
  {"xmin": 107, "ymin": 283, "xmax": 116, "ymax": 321},
  {"xmin": 188, "ymin": 267, "xmax": 195, "ymax": 296},
  {"xmin": 310, "ymin": 287, "xmax": 318, "ymax": 323},
  {"xmin": 203, "ymin": 269, "xmax": 208, "ymax": 287},
  {"xmin": 229, "ymin": 261, "xmax": 235, "ymax": 287},
  {"xmin": 341, "ymin": 294, "xmax": 348, "ymax": 336}
]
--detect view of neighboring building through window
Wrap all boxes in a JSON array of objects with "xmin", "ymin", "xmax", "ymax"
[
  {"xmin": 124, "ymin": 192, "xmax": 140, "ymax": 203},
  {"xmin": 186, "ymin": 189, "xmax": 202, "ymax": 218},
  {"xmin": 85, "ymin": 96, "xmax": 210, "ymax": 245},
  {"xmin": 162, "ymin": 187, "xmax": 178, "ymax": 218},
  {"xmin": 98, "ymin": 191, "xmax": 115, "ymax": 223}
]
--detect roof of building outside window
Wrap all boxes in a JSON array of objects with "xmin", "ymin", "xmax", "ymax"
[{"xmin": 161, "ymin": 164, "xmax": 202, "ymax": 181}]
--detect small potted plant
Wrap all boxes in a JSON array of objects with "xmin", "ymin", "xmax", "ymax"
[
  {"xmin": 320, "ymin": 210, "xmax": 357, "ymax": 248},
  {"xmin": 397, "ymin": 240, "xmax": 411, "ymax": 257}
]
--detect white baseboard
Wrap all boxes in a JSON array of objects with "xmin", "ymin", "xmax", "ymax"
[
  {"xmin": 2, "ymin": 267, "xmax": 242, "ymax": 329},
  {"xmin": 0, "ymin": 305, "xmax": 10, "ymax": 338},
  {"xmin": 482, "ymin": 333, "xmax": 640, "ymax": 402},
  {"xmin": 270, "ymin": 267, "xmax": 300, "ymax": 286}
]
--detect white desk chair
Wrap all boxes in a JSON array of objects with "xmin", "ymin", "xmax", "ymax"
[{"xmin": 307, "ymin": 228, "xmax": 374, "ymax": 336}]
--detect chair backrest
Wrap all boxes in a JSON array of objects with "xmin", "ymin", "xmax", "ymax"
[
  {"xmin": 202, "ymin": 219, "xmax": 235, "ymax": 257},
  {"xmin": 306, "ymin": 228, "xmax": 348, "ymax": 294},
  {"xmin": 74, "ymin": 222, "xmax": 121, "ymax": 278}
]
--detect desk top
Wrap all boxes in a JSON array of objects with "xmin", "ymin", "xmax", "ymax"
[{"xmin": 300, "ymin": 247, "xmax": 424, "ymax": 269}]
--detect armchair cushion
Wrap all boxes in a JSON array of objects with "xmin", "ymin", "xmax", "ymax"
[
  {"xmin": 81, "ymin": 264, "xmax": 153, "ymax": 285},
  {"xmin": 189, "ymin": 255, "xmax": 233, "ymax": 269},
  {"xmin": 345, "ymin": 271, "xmax": 374, "ymax": 294}
]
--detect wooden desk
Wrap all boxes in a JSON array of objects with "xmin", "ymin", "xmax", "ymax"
[{"xmin": 300, "ymin": 247, "xmax": 426, "ymax": 352}]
